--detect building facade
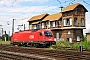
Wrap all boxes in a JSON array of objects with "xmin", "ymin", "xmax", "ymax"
[
  {"xmin": 86, "ymin": 33, "xmax": 90, "ymax": 41},
  {"xmin": 28, "ymin": 3, "xmax": 88, "ymax": 43}
]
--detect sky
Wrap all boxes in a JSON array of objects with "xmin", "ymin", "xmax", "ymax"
[{"xmin": 0, "ymin": 0, "xmax": 90, "ymax": 36}]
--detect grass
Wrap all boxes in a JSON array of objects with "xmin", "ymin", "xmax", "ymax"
[{"xmin": 0, "ymin": 40, "xmax": 10, "ymax": 45}]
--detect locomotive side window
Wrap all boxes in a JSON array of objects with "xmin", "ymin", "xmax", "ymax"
[
  {"xmin": 44, "ymin": 32, "xmax": 52, "ymax": 37},
  {"xmin": 39, "ymin": 33, "xmax": 43, "ymax": 36}
]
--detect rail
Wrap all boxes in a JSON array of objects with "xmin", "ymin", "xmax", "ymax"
[{"xmin": 0, "ymin": 44, "xmax": 90, "ymax": 60}]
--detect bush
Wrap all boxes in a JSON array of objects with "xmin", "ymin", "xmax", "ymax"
[
  {"xmin": 51, "ymin": 37, "xmax": 90, "ymax": 51},
  {"xmin": 82, "ymin": 40, "xmax": 90, "ymax": 50},
  {"xmin": 70, "ymin": 42, "xmax": 80, "ymax": 49},
  {"xmin": 56, "ymin": 40, "xmax": 70, "ymax": 47}
]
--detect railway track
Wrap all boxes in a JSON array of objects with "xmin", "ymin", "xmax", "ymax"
[
  {"xmin": 0, "ymin": 51, "xmax": 54, "ymax": 60},
  {"xmin": 0, "ymin": 44, "xmax": 90, "ymax": 60}
]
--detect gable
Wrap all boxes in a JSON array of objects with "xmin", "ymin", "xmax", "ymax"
[
  {"xmin": 61, "ymin": 3, "xmax": 88, "ymax": 13},
  {"xmin": 42, "ymin": 13, "xmax": 62, "ymax": 21},
  {"xmin": 28, "ymin": 14, "xmax": 49, "ymax": 22}
]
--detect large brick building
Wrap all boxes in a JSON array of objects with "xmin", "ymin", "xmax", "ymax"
[{"xmin": 28, "ymin": 3, "xmax": 88, "ymax": 43}]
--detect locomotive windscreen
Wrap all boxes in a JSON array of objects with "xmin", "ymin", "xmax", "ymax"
[{"xmin": 44, "ymin": 31, "xmax": 52, "ymax": 37}]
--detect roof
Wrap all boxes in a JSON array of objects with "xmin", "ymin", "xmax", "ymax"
[
  {"xmin": 42, "ymin": 13, "xmax": 62, "ymax": 21},
  {"xmin": 32, "ymin": 21, "xmax": 40, "ymax": 24},
  {"xmin": 61, "ymin": 3, "xmax": 88, "ymax": 12},
  {"xmin": 86, "ymin": 33, "xmax": 90, "ymax": 34},
  {"xmin": 28, "ymin": 14, "xmax": 49, "ymax": 22}
]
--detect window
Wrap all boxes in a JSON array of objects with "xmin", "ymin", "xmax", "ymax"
[
  {"xmin": 74, "ymin": 17, "xmax": 78, "ymax": 26},
  {"xmin": 48, "ymin": 21, "xmax": 50, "ymax": 28},
  {"xmin": 81, "ymin": 18, "xmax": 84, "ymax": 26},
  {"xmin": 53, "ymin": 21, "xmax": 55, "ymax": 27},
  {"xmin": 69, "ymin": 38, "xmax": 72, "ymax": 43},
  {"xmin": 56, "ymin": 32, "xmax": 59, "ymax": 40},
  {"xmin": 58, "ymin": 20, "xmax": 61, "ymax": 26},
  {"xmin": 51, "ymin": 22, "xmax": 53, "ymax": 27},
  {"xmin": 44, "ymin": 32, "xmax": 52, "ymax": 37},
  {"xmin": 77, "ymin": 36, "xmax": 80, "ymax": 41},
  {"xmin": 64, "ymin": 19, "xmax": 66, "ymax": 26},
  {"xmin": 56, "ymin": 21, "xmax": 58, "ymax": 26},
  {"xmin": 64, "ymin": 18, "xmax": 71, "ymax": 26},
  {"xmin": 32, "ymin": 25, "xmax": 36, "ymax": 29},
  {"xmin": 70, "ymin": 18, "xmax": 72, "ymax": 25},
  {"xmin": 37, "ymin": 23, "xmax": 40, "ymax": 29},
  {"xmin": 42, "ymin": 23, "xmax": 44, "ymax": 28},
  {"xmin": 29, "ymin": 25, "xmax": 32, "ymax": 29},
  {"xmin": 66, "ymin": 18, "xmax": 70, "ymax": 25},
  {"xmin": 67, "ymin": 38, "xmax": 72, "ymax": 43},
  {"xmin": 68, "ymin": 31, "xmax": 71, "ymax": 34}
]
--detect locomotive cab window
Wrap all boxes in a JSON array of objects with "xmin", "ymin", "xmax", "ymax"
[
  {"xmin": 39, "ymin": 33, "xmax": 43, "ymax": 36},
  {"xmin": 44, "ymin": 31, "xmax": 52, "ymax": 37}
]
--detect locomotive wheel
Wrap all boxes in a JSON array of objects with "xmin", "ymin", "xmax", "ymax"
[{"xmin": 23, "ymin": 43, "xmax": 28, "ymax": 47}]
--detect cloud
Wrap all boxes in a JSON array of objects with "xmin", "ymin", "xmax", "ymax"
[
  {"xmin": 0, "ymin": 0, "xmax": 49, "ymax": 6},
  {"xmin": 21, "ymin": 0, "xmax": 49, "ymax": 3},
  {"xmin": 0, "ymin": 22, "xmax": 3, "ymax": 26},
  {"xmin": 0, "ymin": 0, "xmax": 89, "ymax": 36},
  {"xmin": 0, "ymin": 0, "xmax": 15, "ymax": 6},
  {"xmin": 83, "ymin": 12, "xmax": 90, "ymax": 34},
  {"xmin": 0, "ymin": 6, "xmax": 57, "ymax": 13},
  {"xmin": 86, "ymin": 12, "xmax": 90, "ymax": 29}
]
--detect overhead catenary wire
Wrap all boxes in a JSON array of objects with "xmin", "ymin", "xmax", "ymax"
[
  {"xmin": 69, "ymin": 0, "xmax": 76, "ymax": 5},
  {"xmin": 82, "ymin": 0, "xmax": 90, "ymax": 5},
  {"xmin": 56, "ymin": 0, "xmax": 61, "ymax": 4}
]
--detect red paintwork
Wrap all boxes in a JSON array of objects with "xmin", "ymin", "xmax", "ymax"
[{"xmin": 11, "ymin": 29, "xmax": 55, "ymax": 43}]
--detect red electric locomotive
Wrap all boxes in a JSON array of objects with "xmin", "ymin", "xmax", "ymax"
[{"xmin": 11, "ymin": 29, "xmax": 56, "ymax": 47}]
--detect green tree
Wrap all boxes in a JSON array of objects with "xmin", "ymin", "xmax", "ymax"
[{"xmin": 2, "ymin": 34, "xmax": 10, "ymax": 41}]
